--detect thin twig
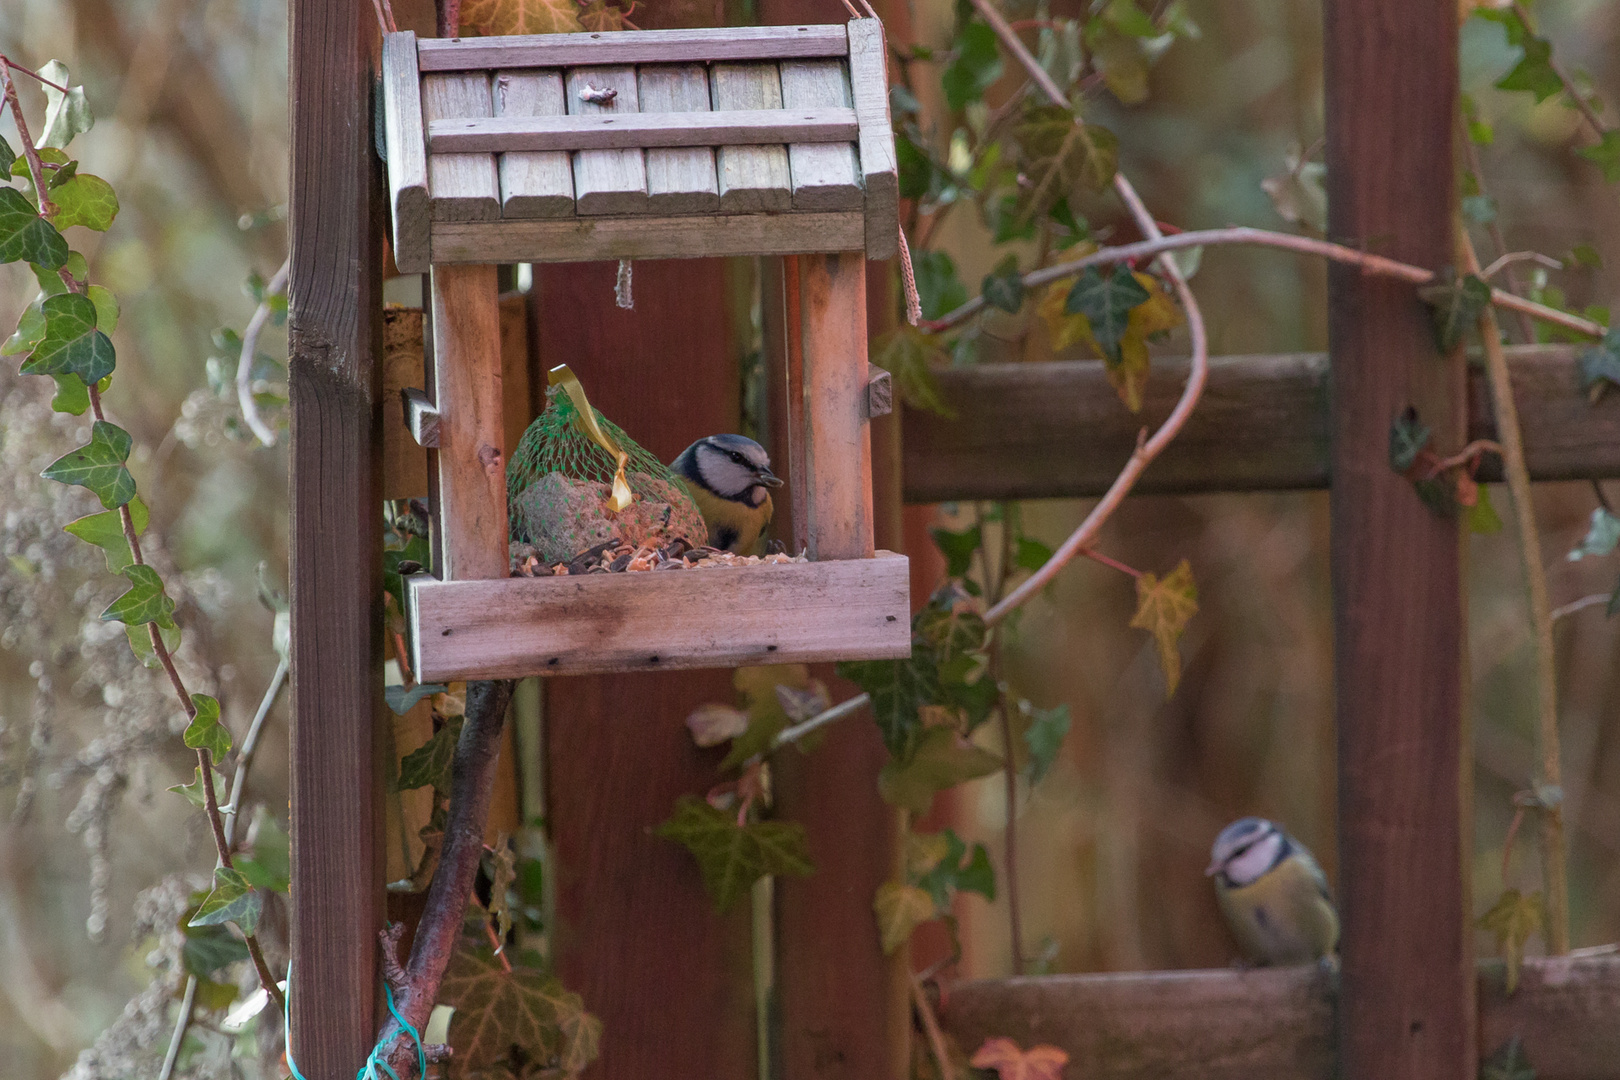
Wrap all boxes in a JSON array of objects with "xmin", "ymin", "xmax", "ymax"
[
  {"xmin": 1550, "ymin": 592, "xmax": 1614, "ymax": 622},
  {"xmin": 1461, "ymin": 230, "xmax": 1569, "ymax": 954},
  {"xmin": 223, "ymin": 654, "xmax": 290, "ymax": 845},
  {"xmin": 925, "ymin": 226, "xmax": 1606, "ymax": 341},
  {"xmin": 770, "ymin": 693, "xmax": 870, "ymax": 751},
  {"xmin": 0, "ymin": 59, "xmax": 60, "ymax": 220},
  {"xmin": 910, "ymin": 970, "xmax": 956, "ymax": 1080},
  {"xmin": 993, "ymin": 673, "xmax": 1025, "ymax": 974},
  {"xmin": 1427, "ymin": 439, "xmax": 1503, "ymax": 477},
  {"xmin": 1481, "ymin": 251, "xmax": 1562, "ymax": 282},
  {"xmin": 1079, "ymin": 548, "xmax": 1143, "ymax": 578},
  {"xmin": 1, "ymin": 57, "xmax": 70, "ymax": 93},
  {"xmin": 238, "ymin": 258, "xmax": 289, "ymax": 447},
  {"xmin": 156, "ymin": 975, "xmax": 199, "ymax": 1080}
]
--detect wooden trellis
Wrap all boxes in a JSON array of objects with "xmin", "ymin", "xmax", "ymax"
[{"xmin": 286, "ymin": 0, "xmax": 1620, "ymax": 1078}]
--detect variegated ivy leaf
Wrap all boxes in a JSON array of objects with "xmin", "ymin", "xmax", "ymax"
[
  {"xmin": 189, "ymin": 867, "xmax": 262, "ymax": 935},
  {"xmin": 38, "ymin": 60, "xmax": 94, "ymax": 149}
]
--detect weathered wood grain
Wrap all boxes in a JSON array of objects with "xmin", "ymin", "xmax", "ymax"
[
  {"xmin": 417, "ymin": 23, "xmax": 850, "ymax": 71},
  {"xmin": 1326, "ymin": 0, "xmax": 1470, "ymax": 1075},
  {"xmin": 637, "ymin": 64, "xmax": 720, "ymax": 214},
  {"xmin": 899, "ymin": 347, "xmax": 1620, "ymax": 502},
  {"xmin": 422, "ymin": 72, "xmax": 500, "ymax": 222},
  {"xmin": 865, "ymin": 362, "xmax": 892, "ymax": 418},
  {"xmin": 779, "ymin": 60, "xmax": 862, "ymax": 210},
  {"xmin": 711, "ymin": 63, "xmax": 791, "ymax": 212},
  {"xmin": 427, "ymin": 105, "xmax": 859, "ymax": 153},
  {"xmin": 381, "ymin": 31, "xmax": 430, "ymax": 272},
  {"xmin": 565, "ymin": 66, "xmax": 649, "ymax": 215},
  {"xmin": 408, "ymin": 551, "xmax": 911, "ymax": 680},
  {"xmin": 428, "ymin": 264, "xmax": 508, "ymax": 580},
  {"xmin": 492, "ymin": 70, "xmax": 574, "ymax": 218},
  {"xmin": 846, "ymin": 18, "xmax": 898, "ymax": 259},
  {"xmin": 799, "ymin": 252, "xmax": 874, "ymax": 559},
  {"xmin": 402, "ymin": 386, "xmax": 440, "ymax": 447},
  {"xmin": 941, "ymin": 956, "xmax": 1620, "ymax": 1080},
  {"xmin": 431, "ymin": 208, "xmax": 865, "ymax": 263},
  {"xmin": 288, "ymin": 0, "xmax": 385, "ymax": 1070}
]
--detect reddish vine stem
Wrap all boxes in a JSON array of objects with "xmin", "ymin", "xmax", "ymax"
[
  {"xmin": 4, "ymin": 52, "xmax": 283, "ymax": 1011},
  {"xmin": 1080, "ymin": 548, "xmax": 1142, "ymax": 579}
]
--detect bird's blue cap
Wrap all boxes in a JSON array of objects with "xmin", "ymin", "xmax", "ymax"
[{"xmin": 1206, "ymin": 817, "xmax": 1275, "ymax": 875}]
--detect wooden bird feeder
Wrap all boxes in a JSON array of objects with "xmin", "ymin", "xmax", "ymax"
[{"xmin": 378, "ymin": 19, "xmax": 911, "ymax": 682}]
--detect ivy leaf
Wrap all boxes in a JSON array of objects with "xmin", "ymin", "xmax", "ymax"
[
  {"xmin": 0, "ymin": 186, "xmax": 69, "ymax": 268},
  {"xmin": 47, "ymin": 172, "xmax": 119, "ymax": 231},
  {"xmin": 686, "ymin": 702, "xmax": 750, "ymax": 747},
  {"xmin": 896, "ymin": 132, "xmax": 937, "ymax": 201},
  {"xmin": 64, "ymin": 496, "xmax": 148, "ymax": 573},
  {"xmin": 1087, "ymin": 22, "xmax": 1151, "ymax": 104},
  {"xmin": 717, "ymin": 665, "xmax": 810, "ymax": 770},
  {"xmin": 397, "ymin": 715, "xmax": 464, "ymax": 793},
  {"xmin": 654, "ymin": 795, "xmax": 814, "ymax": 912},
  {"xmin": 1480, "ymin": 1036, "xmax": 1536, "ymax": 1080},
  {"xmin": 871, "ymin": 327, "xmax": 954, "ymax": 418},
  {"xmin": 840, "ymin": 654, "xmax": 937, "ymax": 761},
  {"xmin": 38, "ymin": 61, "xmax": 94, "ymax": 149},
  {"xmin": 1389, "ymin": 408, "xmax": 1432, "ymax": 473},
  {"xmin": 1016, "ymin": 536, "xmax": 1055, "ymax": 573},
  {"xmin": 189, "ymin": 867, "xmax": 262, "ymax": 935},
  {"xmin": 931, "ymin": 524, "xmax": 982, "ymax": 579},
  {"xmin": 971, "ymin": 1037, "xmax": 1071, "ymax": 1080},
  {"xmin": 42, "ymin": 421, "xmax": 133, "ymax": 508},
  {"xmin": 1469, "ymin": 484, "xmax": 1504, "ymax": 535},
  {"xmin": 1496, "ymin": 36, "xmax": 1563, "ymax": 103},
  {"xmin": 1129, "ymin": 559, "xmax": 1198, "ymax": 696},
  {"xmin": 1478, "ymin": 888, "xmax": 1545, "ymax": 994},
  {"xmin": 1577, "ymin": 329, "xmax": 1620, "ymax": 399},
  {"xmin": 1418, "ymin": 268, "xmax": 1492, "ymax": 351},
  {"xmin": 1023, "ymin": 703, "xmax": 1071, "ymax": 785},
  {"xmin": 1568, "ymin": 508, "xmax": 1620, "ymax": 561},
  {"xmin": 386, "ymin": 681, "xmax": 449, "ymax": 715},
  {"xmin": 183, "ymin": 693, "xmax": 232, "ymax": 760},
  {"xmin": 0, "ymin": 134, "xmax": 13, "ymax": 175},
  {"xmin": 101, "ymin": 564, "xmax": 178, "ymax": 629},
  {"xmin": 576, "ymin": 0, "xmax": 633, "ymax": 32},
  {"xmin": 485, "ymin": 837, "xmax": 519, "ymax": 944},
  {"xmin": 181, "ymin": 919, "xmax": 250, "ymax": 978},
  {"xmin": 913, "ymin": 827, "xmax": 995, "ymax": 906},
  {"xmin": 982, "ymin": 254, "xmax": 1026, "ymax": 314},
  {"xmin": 440, "ymin": 937, "xmax": 602, "ymax": 1078},
  {"xmin": 458, "ymin": 0, "xmax": 584, "ymax": 35},
  {"xmin": 127, "ymin": 621, "xmax": 182, "ymax": 670},
  {"xmin": 23, "ymin": 292, "xmax": 117, "ymax": 385},
  {"xmin": 1009, "ymin": 104, "xmax": 1117, "ymax": 221},
  {"xmin": 1261, "ymin": 149, "xmax": 1328, "ymax": 234},
  {"xmin": 941, "ymin": 19, "xmax": 1004, "ymax": 111},
  {"xmin": 913, "ymin": 249, "xmax": 968, "ymax": 321},
  {"xmin": 2, "ymin": 299, "xmax": 46, "ymax": 357},
  {"xmin": 1577, "ymin": 129, "xmax": 1620, "ymax": 183},
  {"xmin": 955, "ymin": 842, "xmax": 996, "ymax": 900},
  {"xmin": 877, "ymin": 725, "xmax": 1002, "ymax": 813},
  {"xmin": 874, "ymin": 881, "xmax": 937, "ymax": 955},
  {"xmin": 236, "ymin": 812, "xmax": 291, "ymax": 893},
  {"xmin": 168, "ymin": 764, "xmax": 228, "ymax": 808},
  {"xmin": 1065, "ymin": 266, "xmax": 1152, "ymax": 364},
  {"xmin": 87, "ymin": 284, "xmax": 118, "ymax": 333}
]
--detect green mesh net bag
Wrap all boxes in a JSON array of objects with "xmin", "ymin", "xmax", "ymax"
[{"xmin": 506, "ymin": 366, "xmax": 706, "ymax": 562}]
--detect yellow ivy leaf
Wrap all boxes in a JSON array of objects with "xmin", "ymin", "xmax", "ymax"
[
  {"xmin": 874, "ymin": 881, "xmax": 937, "ymax": 955},
  {"xmin": 1128, "ymin": 559, "xmax": 1198, "ymax": 696},
  {"xmin": 577, "ymin": 0, "xmax": 635, "ymax": 31},
  {"xmin": 459, "ymin": 0, "xmax": 583, "ymax": 36},
  {"xmin": 1478, "ymin": 888, "xmax": 1545, "ymax": 994},
  {"xmin": 904, "ymin": 830, "xmax": 952, "ymax": 879},
  {"xmin": 1036, "ymin": 271, "xmax": 1182, "ymax": 411}
]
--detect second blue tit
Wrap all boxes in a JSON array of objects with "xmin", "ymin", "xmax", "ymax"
[
  {"xmin": 1207, "ymin": 817, "xmax": 1339, "ymax": 966},
  {"xmin": 671, "ymin": 434, "xmax": 783, "ymax": 554}
]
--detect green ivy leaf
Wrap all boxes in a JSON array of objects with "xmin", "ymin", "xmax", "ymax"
[
  {"xmin": 1567, "ymin": 507, "xmax": 1620, "ymax": 561},
  {"xmin": 981, "ymin": 254, "xmax": 1026, "ymax": 314},
  {"xmin": 0, "ymin": 186, "xmax": 69, "ymax": 268},
  {"xmin": 1023, "ymin": 702, "xmax": 1071, "ymax": 785},
  {"xmin": 22, "ymin": 292, "xmax": 117, "ymax": 384},
  {"xmin": 397, "ymin": 715, "xmax": 464, "ymax": 793},
  {"xmin": 1496, "ymin": 36, "xmax": 1563, "ymax": 103},
  {"xmin": 1577, "ymin": 129, "xmax": 1620, "ymax": 183},
  {"xmin": 941, "ymin": 19, "xmax": 1004, "ymax": 111},
  {"xmin": 1065, "ymin": 266, "xmax": 1152, "ymax": 362},
  {"xmin": 896, "ymin": 132, "xmax": 937, "ymax": 201},
  {"xmin": 386, "ymin": 681, "xmax": 449, "ymax": 715},
  {"xmin": 63, "ymin": 496, "xmax": 149, "ymax": 572},
  {"xmin": 913, "ymin": 249, "xmax": 968, "ymax": 321},
  {"xmin": 1468, "ymin": 485, "xmax": 1504, "ymax": 535},
  {"xmin": 45, "ymin": 373, "xmax": 113, "ymax": 416},
  {"xmin": 168, "ymin": 764, "xmax": 228, "ymax": 808},
  {"xmin": 439, "ymin": 931, "xmax": 602, "ymax": 1077},
  {"xmin": 1016, "ymin": 536, "xmax": 1055, "ymax": 573},
  {"xmin": 874, "ymin": 881, "xmax": 937, "ymax": 954},
  {"xmin": 127, "ymin": 621, "xmax": 182, "ymax": 670},
  {"xmin": 1388, "ymin": 409, "xmax": 1432, "ymax": 473},
  {"xmin": 839, "ymin": 653, "xmax": 938, "ymax": 761},
  {"xmin": 913, "ymin": 827, "xmax": 995, "ymax": 906},
  {"xmin": 878, "ymin": 725, "xmax": 1002, "ymax": 813},
  {"xmin": 189, "ymin": 867, "xmax": 261, "ymax": 935},
  {"xmin": 101, "ymin": 564, "xmax": 178, "ymax": 630},
  {"xmin": 654, "ymin": 795, "xmax": 814, "ymax": 912},
  {"xmin": 237, "ymin": 812, "xmax": 291, "ymax": 893},
  {"xmin": 181, "ymin": 920, "xmax": 251, "ymax": 978},
  {"xmin": 871, "ymin": 327, "xmax": 954, "ymax": 418},
  {"xmin": 955, "ymin": 841, "xmax": 996, "ymax": 900},
  {"xmin": 931, "ymin": 524, "xmax": 982, "ymax": 579},
  {"xmin": 87, "ymin": 284, "xmax": 118, "ymax": 333},
  {"xmin": 2, "ymin": 299, "xmax": 46, "ymax": 357},
  {"xmin": 38, "ymin": 61, "xmax": 94, "ymax": 150},
  {"xmin": 1478, "ymin": 888, "xmax": 1545, "ymax": 995},
  {"xmin": 41, "ymin": 420, "xmax": 135, "ymax": 509},
  {"xmin": 183, "ymin": 693, "xmax": 231, "ymax": 760},
  {"xmin": 1417, "ymin": 268, "xmax": 1492, "ymax": 351},
  {"xmin": 1577, "ymin": 329, "xmax": 1620, "ymax": 398},
  {"xmin": 1479, "ymin": 1036, "xmax": 1536, "ymax": 1080},
  {"xmin": 47, "ymin": 173, "xmax": 118, "ymax": 231},
  {"xmin": 1009, "ymin": 105, "xmax": 1118, "ymax": 222},
  {"xmin": 0, "ymin": 134, "xmax": 13, "ymax": 175}
]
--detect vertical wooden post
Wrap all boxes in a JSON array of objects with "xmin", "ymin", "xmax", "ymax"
[
  {"xmin": 1325, "ymin": 2, "xmax": 1473, "ymax": 1079},
  {"xmin": 429, "ymin": 264, "xmax": 508, "ymax": 580},
  {"xmin": 288, "ymin": 0, "xmax": 386, "ymax": 1072},
  {"xmin": 798, "ymin": 251, "xmax": 875, "ymax": 561}
]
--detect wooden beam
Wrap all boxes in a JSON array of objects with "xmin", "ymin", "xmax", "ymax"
[
  {"xmin": 938, "ymin": 955, "xmax": 1620, "ymax": 1080},
  {"xmin": 899, "ymin": 346, "xmax": 1619, "ymax": 502},
  {"xmin": 416, "ymin": 23, "xmax": 851, "ymax": 71},
  {"xmin": 1325, "ymin": 0, "xmax": 1470, "ymax": 1075},
  {"xmin": 427, "ymin": 107, "xmax": 859, "ymax": 154},
  {"xmin": 402, "ymin": 387, "xmax": 440, "ymax": 447},
  {"xmin": 381, "ymin": 32, "xmax": 429, "ymax": 273},
  {"xmin": 431, "ymin": 208, "xmax": 865, "ymax": 263},
  {"xmin": 287, "ymin": 0, "xmax": 385, "ymax": 1071},
  {"xmin": 799, "ymin": 251, "xmax": 874, "ymax": 560}
]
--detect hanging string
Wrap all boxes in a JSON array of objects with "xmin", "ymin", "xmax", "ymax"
[
  {"xmin": 896, "ymin": 223, "xmax": 922, "ymax": 326},
  {"xmin": 367, "ymin": 0, "xmax": 398, "ymax": 34},
  {"xmin": 838, "ymin": 0, "xmax": 863, "ymax": 19},
  {"xmin": 614, "ymin": 259, "xmax": 634, "ymax": 309},
  {"xmin": 284, "ymin": 965, "xmax": 427, "ymax": 1080}
]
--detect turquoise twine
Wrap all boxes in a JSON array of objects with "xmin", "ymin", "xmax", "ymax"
[{"xmin": 284, "ymin": 965, "xmax": 427, "ymax": 1080}]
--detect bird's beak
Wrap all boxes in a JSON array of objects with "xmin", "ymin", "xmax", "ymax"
[
  {"xmin": 756, "ymin": 467, "xmax": 785, "ymax": 488},
  {"xmin": 1204, "ymin": 859, "xmax": 1222, "ymax": 877}
]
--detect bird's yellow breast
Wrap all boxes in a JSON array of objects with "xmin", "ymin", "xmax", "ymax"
[
  {"xmin": 680, "ymin": 479, "xmax": 773, "ymax": 554},
  {"xmin": 1215, "ymin": 855, "xmax": 1339, "ymax": 965}
]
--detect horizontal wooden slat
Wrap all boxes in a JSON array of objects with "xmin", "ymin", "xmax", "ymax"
[
  {"xmin": 428, "ymin": 107, "xmax": 859, "ymax": 153},
  {"xmin": 430, "ymin": 209, "xmax": 865, "ymax": 262},
  {"xmin": 941, "ymin": 953, "xmax": 1620, "ymax": 1080},
  {"xmin": 416, "ymin": 24, "xmax": 849, "ymax": 71},
  {"xmin": 901, "ymin": 346, "xmax": 1620, "ymax": 502},
  {"xmin": 407, "ymin": 551, "xmax": 912, "ymax": 680}
]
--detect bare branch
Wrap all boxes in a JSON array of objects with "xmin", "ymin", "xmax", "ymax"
[
  {"xmin": 238, "ymin": 258, "xmax": 289, "ymax": 447},
  {"xmin": 1481, "ymin": 251, "xmax": 1562, "ymax": 281},
  {"xmin": 770, "ymin": 693, "xmax": 870, "ymax": 751}
]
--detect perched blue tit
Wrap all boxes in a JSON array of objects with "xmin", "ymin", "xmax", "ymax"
[
  {"xmin": 671, "ymin": 434, "xmax": 784, "ymax": 554},
  {"xmin": 1207, "ymin": 817, "xmax": 1339, "ymax": 966}
]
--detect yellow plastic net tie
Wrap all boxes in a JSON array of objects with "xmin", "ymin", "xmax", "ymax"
[{"xmin": 547, "ymin": 364, "xmax": 633, "ymax": 512}]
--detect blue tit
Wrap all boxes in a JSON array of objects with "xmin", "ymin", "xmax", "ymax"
[
  {"xmin": 670, "ymin": 434, "xmax": 784, "ymax": 554},
  {"xmin": 1207, "ymin": 817, "xmax": 1339, "ymax": 966}
]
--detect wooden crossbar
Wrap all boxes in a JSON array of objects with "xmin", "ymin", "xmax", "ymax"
[
  {"xmin": 416, "ymin": 24, "xmax": 850, "ymax": 71},
  {"xmin": 426, "ymin": 107, "xmax": 859, "ymax": 153}
]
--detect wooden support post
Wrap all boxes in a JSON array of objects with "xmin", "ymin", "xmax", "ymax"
[
  {"xmin": 798, "ymin": 251, "xmax": 874, "ymax": 561},
  {"xmin": 429, "ymin": 264, "xmax": 508, "ymax": 580},
  {"xmin": 1325, "ymin": 1, "xmax": 1472, "ymax": 1078},
  {"xmin": 288, "ymin": 0, "xmax": 386, "ymax": 1071}
]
